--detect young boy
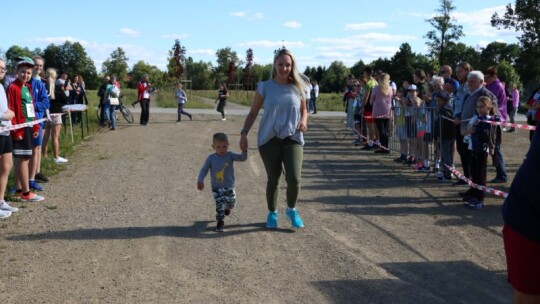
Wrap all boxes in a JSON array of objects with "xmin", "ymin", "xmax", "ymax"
[
  {"xmin": 433, "ymin": 91, "xmax": 456, "ymax": 181},
  {"xmin": 197, "ymin": 133, "xmax": 247, "ymax": 232},
  {"xmin": 6, "ymin": 57, "xmax": 45, "ymax": 202}
]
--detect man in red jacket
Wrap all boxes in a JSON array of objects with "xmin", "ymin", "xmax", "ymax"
[{"xmin": 6, "ymin": 57, "xmax": 45, "ymax": 202}]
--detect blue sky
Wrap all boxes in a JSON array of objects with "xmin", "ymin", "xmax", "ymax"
[{"xmin": 1, "ymin": 0, "xmax": 520, "ymax": 72}]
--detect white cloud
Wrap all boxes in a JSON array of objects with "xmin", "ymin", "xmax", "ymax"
[
  {"xmin": 189, "ymin": 49, "xmax": 214, "ymax": 55},
  {"xmin": 229, "ymin": 11, "xmax": 265, "ymax": 20},
  {"xmin": 312, "ymin": 33, "xmax": 417, "ymax": 47},
  {"xmin": 344, "ymin": 22, "xmax": 387, "ymax": 31},
  {"xmin": 118, "ymin": 28, "xmax": 140, "ymax": 38},
  {"xmin": 230, "ymin": 11, "xmax": 246, "ymax": 17},
  {"xmin": 454, "ymin": 5, "xmax": 520, "ymax": 39},
  {"xmin": 283, "ymin": 21, "xmax": 302, "ymax": 29},
  {"xmin": 160, "ymin": 33, "xmax": 188, "ymax": 40}
]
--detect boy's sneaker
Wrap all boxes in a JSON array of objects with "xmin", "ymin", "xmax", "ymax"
[
  {"xmin": 0, "ymin": 209, "xmax": 12, "ymax": 219},
  {"xmin": 418, "ymin": 166, "xmax": 431, "ymax": 172},
  {"xmin": 468, "ymin": 198, "xmax": 484, "ymax": 210},
  {"xmin": 286, "ymin": 208, "xmax": 305, "ymax": 228},
  {"xmin": 216, "ymin": 220, "xmax": 225, "ymax": 232},
  {"xmin": 224, "ymin": 208, "xmax": 232, "ymax": 216},
  {"xmin": 266, "ymin": 211, "xmax": 278, "ymax": 229},
  {"xmin": 8, "ymin": 187, "xmax": 21, "ymax": 195},
  {"xmin": 453, "ymin": 179, "xmax": 468, "ymax": 186},
  {"xmin": 353, "ymin": 139, "xmax": 361, "ymax": 146},
  {"xmin": 0, "ymin": 201, "xmax": 18, "ymax": 212},
  {"xmin": 54, "ymin": 156, "xmax": 69, "ymax": 164},
  {"xmin": 35, "ymin": 172, "xmax": 49, "ymax": 183},
  {"xmin": 29, "ymin": 180, "xmax": 44, "ymax": 192},
  {"xmin": 20, "ymin": 192, "xmax": 45, "ymax": 202}
]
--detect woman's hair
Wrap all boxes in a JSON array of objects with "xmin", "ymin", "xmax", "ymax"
[
  {"xmin": 477, "ymin": 96, "xmax": 496, "ymax": 115},
  {"xmin": 378, "ymin": 73, "xmax": 390, "ymax": 94},
  {"xmin": 46, "ymin": 68, "xmax": 56, "ymax": 99},
  {"xmin": 484, "ymin": 66, "xmax": 498, "ymax": 77},
  {"xmin": 271, "ymin": 48, "xmax": 309, "ymax": 100},
  {"xmin": 431, "ymin": 75, "xmax": 444, "ymax": 87}
]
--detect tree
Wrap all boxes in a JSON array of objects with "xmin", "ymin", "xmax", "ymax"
[
  {"xmin": 169, "ymin": 39, "xmax": 186, "ymax": 80},
  {"xmin": 349, "ymin": 60, "xmax": 367, "ymax": 79},
  {"xmin": 244, "ymin": 48, "xmax": 254, "ymax": 90},
  {"xmin": 479, "ymin": 42, "xmax": 520, "ymax": 70},
  {"xmin": 215, "ymin": 47, "xmax": 241, "ymax": 84},
  {"xmin": 42, "ymin": 41, "xmax": 99, "ymax": 89},
  {"xmin": 424, "ymin": 0, "xmax": 464, "ymax": 66},
  {"xmin": 442, "ymin": 42, "xmax": 481, "ymax": 69},
  {"xmin": 491, "ymin": 0, "xmax": 540, "ymax": 85},
  {"xmin": 5, "ymin": 45, "xmax": 32, "ymax": 71},
  {"xmin": 130, "ymin": 61, "xmax": 163, "ymax": 88},
  {"xmin": 185, "ymin": 57, "xmax": 214, "ymax": 90},
  {"xmin": 320, "ymin": 61, "xmax": 349, "ymax": 93},
  {"xmin": 387, "ymin": 43, "xmax": 416, "ymax": 83},
  {"xmin": 102, "ymin": 47, "xmax": 129, "ymax": 84},
  {"xmin": 495, "ymin": 60, "xmax": 522, "ymax": 91}
]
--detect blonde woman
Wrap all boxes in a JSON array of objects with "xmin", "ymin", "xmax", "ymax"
[
  {"xmin": 239, "ymin": 48, "xmax": 308, "ymax": 229},
  {"xmin": 370, "ymin": 72, "xmax": 394, "ymax": 153},
  {"xmin": 42, "ymin": 68, "xmax": 68, "ymax": 164}
]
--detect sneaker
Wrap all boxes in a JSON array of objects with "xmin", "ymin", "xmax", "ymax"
[
  {"xmin": 0, "ymin": 209, "xmax": 12, "ymax": 219},
  {"xmin": 286, "ymin": 208, "xmax": 305, "ymax": 228},
  {"xmin": 468, "ymin": 198, "xmax": 484, "ymax": 210},
  {"xmin": 8, "ymin": 187, "xmax": 21, "ymax": 195},
  {"xmin": 266, "ymin": 211, "xmax": 278, "ymax": 229},
  {"xmin": 222, "ymin": 118, "xmax": 226, "ymax": 121},
  {"xmin": 176, "ymin": 120, "xmax": 181, "ymax": 124},
  {"xmin": 353, "ymin": 139, "xmax": 361, "ymax": 146},
  {"xmin": 20, "ymin": 192, "xmax": 45, "ymax": 202},
  {"xmin": 189, "ymin": 114, "xmax": 193, "ymax": 121},
  {"xmin": 54, "ymin": 156, "xmax": 68, "ymax": 164},
  {"xmin": 0, "ymin": 200, "xmax": 18, "ymax": 212},
  {"xmin": 29, "ymin": 180, "xmax": 44, "ymax": 191},
  {"xmin": 360, "ymin": 144, "xmax": 373, "ymax": 150},
  {"xmin": 35, "ymin": 172, "xmax": 49, "ymax": 183},
  {"xmin": 225, "ymin": 208, "xmax": 232, "ymax": 216},
  {"xmin": 490, "ymin": 177, "xmax": 508, "ymax": 183},
  {"xmin": 417, "ymin": 166, "xmax": 431, "ymax": 172},
  {"xmin": 216, "ymin": 220, "xmax": 225, "ymax": 232}
]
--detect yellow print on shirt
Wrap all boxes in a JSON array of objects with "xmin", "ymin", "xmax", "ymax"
[{"xmin": 215, "ymin": 163, "xmax": 229, "ymax": 184}]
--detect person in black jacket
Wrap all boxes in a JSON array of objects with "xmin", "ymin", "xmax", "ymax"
[
  {"xmin": 96, "ymin": 75, "xmax": 110, "ymax": 127},
  {"xmin": 433, "ymin": 91, "xmax": 455, "ymax": 181}
]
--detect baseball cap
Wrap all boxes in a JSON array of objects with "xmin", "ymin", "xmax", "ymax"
[
  {"xmin": 16, "ymin": 56, "xmax": 35, "ymax": 68},
  {"xmin": 407, "ymin": 84, "xmax": 417, "ymax": 91}
]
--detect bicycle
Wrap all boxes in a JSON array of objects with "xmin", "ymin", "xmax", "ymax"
[{"xmin": 96, "ymin": 95, "xmax": 134, "ymax": 124}]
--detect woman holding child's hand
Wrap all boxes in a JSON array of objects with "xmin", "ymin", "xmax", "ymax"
[{"xmin": 240, "ymin": 48, "xmax": 308, "ymax": 230}]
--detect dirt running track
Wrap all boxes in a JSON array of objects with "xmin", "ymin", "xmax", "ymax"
[{"xmin": 1, "ymin": 110, "xmax": 529, "ymax": 303}]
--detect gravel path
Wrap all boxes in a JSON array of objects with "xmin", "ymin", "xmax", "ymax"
[{"xmin": 0, "ymin": 105, "xmax": 526, "ymax": 303}]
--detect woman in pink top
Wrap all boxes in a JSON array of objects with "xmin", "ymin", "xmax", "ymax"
[
  {"xmin": 507, "ymin": 83, "xmax": 520, "ymax": 132},
  {"xmin": 370, "ymin": 73, "xmax": 394, "ymax": 153}
]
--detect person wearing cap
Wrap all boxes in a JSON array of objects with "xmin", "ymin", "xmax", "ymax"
[
  {"xmin": 28, "ymin": 55, "xmax": 50, "ymax": 191},
  {"xmin": 5, "ymin": 57, "xmax": 45, "ymax": 202},
  {"xmin": 0, "ymin": 59, "xmax": 19, "ymax": 218},
  {"xmin": 137, "ymin": 74, "xmax": 151, "ymax": 125}
]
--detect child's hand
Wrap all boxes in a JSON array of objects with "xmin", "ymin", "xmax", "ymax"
[{"xmin": 197, "ymin": 182, "xmax": 204, "ymax": 191}]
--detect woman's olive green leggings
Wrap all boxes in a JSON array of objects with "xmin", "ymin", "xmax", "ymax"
[{"xmin": 258, "ymin": 137, "xmax": 303, "ymax": 211}]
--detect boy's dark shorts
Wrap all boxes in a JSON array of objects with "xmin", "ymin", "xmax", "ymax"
[
  {"xmin": 0, "ymin": 135, "xmax": 13, "ymax": 154},
  {"xmin": 13, "ymin": 127, "xmax": 33, "ymax": 158},
  {"xmin": 503, "ymin": 224, "xmax": 540, "ymax": 295}
]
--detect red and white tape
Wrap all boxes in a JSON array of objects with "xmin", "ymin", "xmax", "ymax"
[
  {"xmin": 0, "ymin": 113, "xmax": 65, "ymax": 132},
  {"xmin": 444, "ymin": 164, "xmax": 508, "ymax": 198},
  {"xmin": 352, "ymin": 128, "xmax": 389, "ymax": 151},
  {"xmin": 478, "ymin": 119, "xmax": 536, "ymax": 131}
]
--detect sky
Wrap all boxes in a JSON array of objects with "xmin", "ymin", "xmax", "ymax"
[{"xmin": 1, "ymin": 0, "xmax": 521, "ymax": 73}]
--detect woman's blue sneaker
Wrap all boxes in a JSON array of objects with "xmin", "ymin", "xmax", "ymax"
[
  {"xmin": 266, "ymin": 211, "xmax": 278, "ymax": 229},
  {"xmin": 286, "ymin": 208, "xmax": 305, "ymax": 228}
]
